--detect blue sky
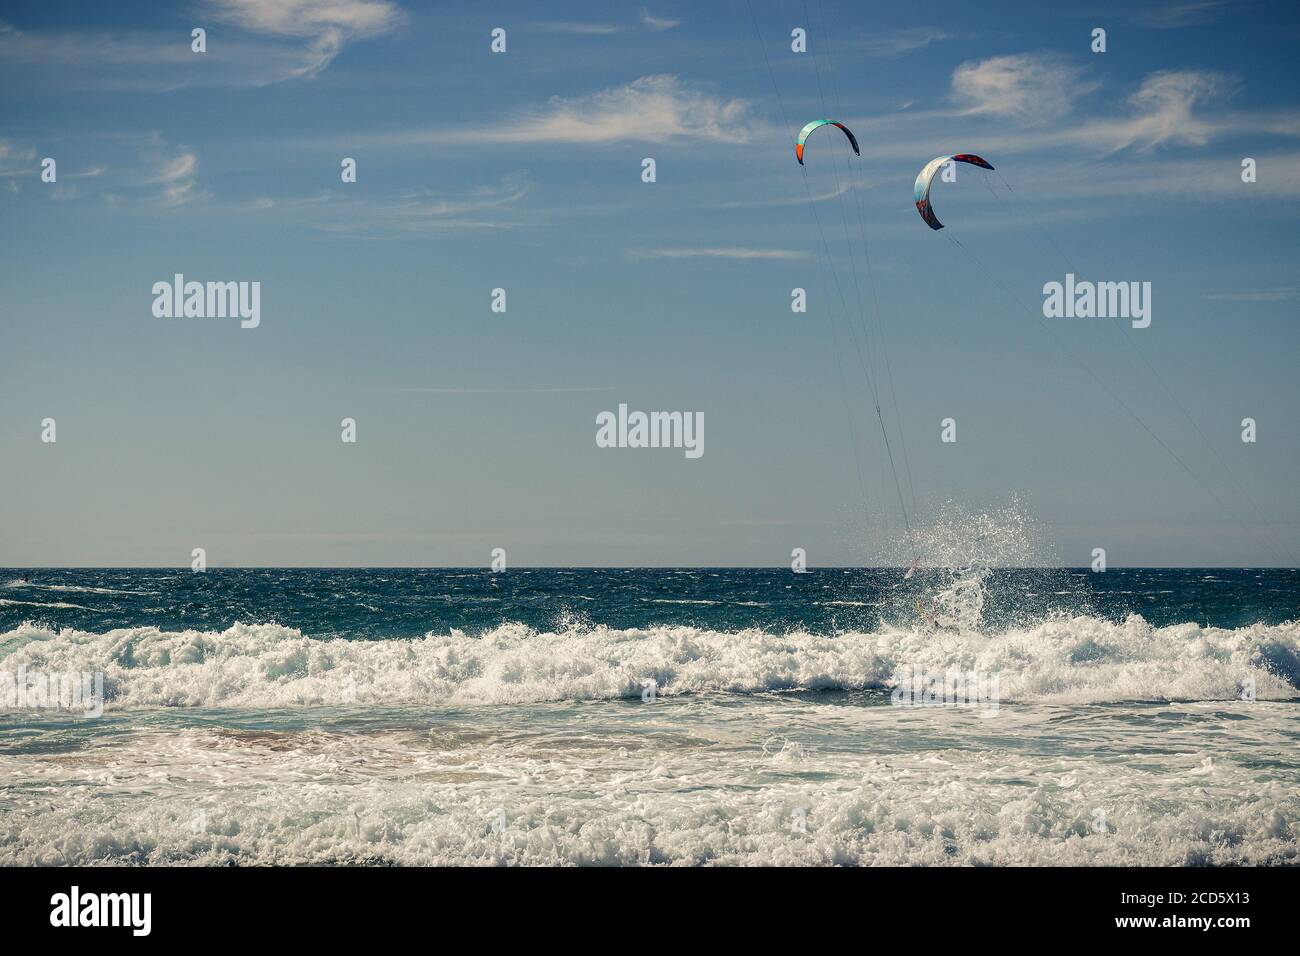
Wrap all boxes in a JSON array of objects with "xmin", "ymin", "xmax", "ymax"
[{"xmin": 1, "ymin": 0, "xmax": 1297, "ymax": 567}]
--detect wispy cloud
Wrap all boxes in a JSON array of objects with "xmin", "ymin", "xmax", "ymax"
[
  {"xmin": 533, "ymin": 11, "xmax": 682, "ymax": 34},
  {"xmin": 532, "ymin": 21, "xmax": 623, "ymax": 35},
  {"xmin": 398, "ymin": 386, "xmax": 616, "ymax": 393},
  {"xmin": 0, "ymin": 20, "xmax": 190, "ymax": 77},
  {"xmin": 1203, "ymin": 289, "xmax": 1300, "ymax": 302},
  {"xmin": 950, "ymin": 52, "xmax": 1099, "ymax": 123},
  {"xmin": 0, "ymin": 21, "xmax": 292, "ymax": 90},
  {"xmin": 1052, "ymin": 71, "xmax": 1300, "ymax": 156},
  {"xmin": 1076, "ymin": 70, "xmax": 1231, "ymax": 152},
  {"xmin": 205, "ymin": 0, "xmax": 402, "ymax": 36},
  {"xmin": 853, "ymin": 61, "xmax": 1298, "ymax": 168},
  {"xmin": 370, "ymin": 75, "xmax": 752, "ymax": 147},
  {"xmin": 474, "ymin": 74, "xmax": 749, "ymax": 145},
  {"xmin": 147, "ymin": 143, "xmax": 202, "ymax": 207},
  {"xmin": 9, "ymin": 133, "xmax": 205, "ymax": 206},
  {"xmin": 716, "ymin": 182, "xmax": 854, "ymax": 208},
  {"xmin": 1135, "ymin": 0, "xmax": 1232, "ymax": 28},
  {"xmin": 860, "ymin": 27, "xmax": 952, "ymax": 58},
  {"xmin": 628, "ymin": 247, "xmax": 808, "ymax": 260},
  {"xmin": 992, "ymin": 150, "xmax": 1300, "ymax": 203},
  {"xmin": 204, "ymin": 0, "xmax": 404, "ymax": 79},
  {"xmin": 0, "ymin": 0, "xmax": 403, "ymax": 89},
  {"xmin": 278, "ymin": 173, "xmax": 533, "ymax": 239},
  {"xmin": 0, "ymin": 138, "xmax": 36, "ymax": 177},
  {"xmin": 640, "ymin": 9, "xmax": 683, "ymax": 31}
]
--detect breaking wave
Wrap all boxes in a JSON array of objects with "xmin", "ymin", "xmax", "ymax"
[{"xmin": 2, "ymin": 614, "xmax": 1296, "ymax": 710}]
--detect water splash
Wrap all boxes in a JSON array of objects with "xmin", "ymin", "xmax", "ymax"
[{"xmin": 886, "ymin": 499, "xmax": 1088, "ymax": 632}]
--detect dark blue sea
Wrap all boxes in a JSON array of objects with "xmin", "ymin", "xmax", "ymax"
[{"xmin": 3, "ymin": 567, "xmax": 1297, "ymax": 637}]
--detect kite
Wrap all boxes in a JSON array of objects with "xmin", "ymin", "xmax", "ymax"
[
  {"xmin": 795, "ymin": 119, "xmax": 859, "ymax": 165},
  {"xmin": 913, "ymin": 154, "xmax": 994, "ymax": 229}
]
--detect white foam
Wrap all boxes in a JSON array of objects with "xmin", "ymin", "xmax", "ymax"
[
  {"xmin": 1, "ymin": 700, "xmax": 1295, "ymax": 866},
  {"xmin": 23, "ymin": 583, "xmax": 152, "ymax": 595},
  {"xmin": 0, "ymin": 598, "xmax": 105, "ymax": 612},
  {"xmin": 0, "ymin": 614, "xmax": 1295, "ymax": 710}
]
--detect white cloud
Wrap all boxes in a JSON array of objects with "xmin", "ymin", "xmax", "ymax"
[
  {"xmin": 860, "ymin": 27, "xmax": 952, "ymax": 58},
  {"xmin": 0, "ymin": 1, "xmax": 402, "ymax": 89},
  {"xmin": 441, "ymin": 75, "xmax": 752, "ymax": 146},
  {"xmin": 149, "ymin": 148, "xmax": 201, "ymax": 207},
  {"xmin": 640, "ymin": 9, "xmax": 682, "ymax": 31},
  {"xmin": 354, "ymin": 76, "xmax": 752, "ymax": 150},
  {"xmin": 951, "ymin": 52, "xmax": 1099, "ymax": 124},
  {"xmin": 1, "ymin": 133, "xmax": 203, "ymax": 205},
  {"xmin": 856, "ymin": 63, "xmax": 1296, "ymax": 166},
  {"xmin": 628, "ymin": 247, "xmax": 807, "ymax": 260},
  {"xmin": 205, "ymin": 0, "xmax": 401, "ymax": 37},
  {"xmin": 204, "ymin": 0, "xmax": 403, "ymax": 79},
  {"xmin": 1079, "ymin": 70, "xmax": 1228, "ymax": 152},
  {"xmin": 533, "ymin": 11, "xmax": 681, "ymax": 33},
  {"xmin": 532, "ymin": 21, "xmax": 623, "ymax": 35},
  {"xmin": 0, "ymin": 21, "xmax": 309, "ymax": 89}
]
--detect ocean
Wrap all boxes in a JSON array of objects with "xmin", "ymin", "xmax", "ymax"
[{"xmin": 1, "ymin": 567, "xmax": 1297, "ymax": 866}]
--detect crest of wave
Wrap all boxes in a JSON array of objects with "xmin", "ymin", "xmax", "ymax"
[{"xmin": 1, "ymin": 613, "xmax": 1296, "ymax": 709}]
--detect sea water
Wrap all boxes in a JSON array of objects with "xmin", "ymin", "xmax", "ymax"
[{"xmin": 1, "ymin": 567, "xmax": 1296, "ymax": 865}]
